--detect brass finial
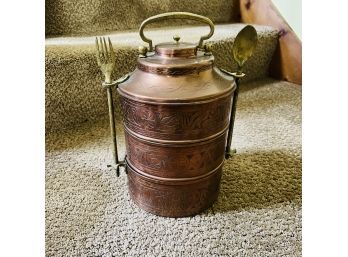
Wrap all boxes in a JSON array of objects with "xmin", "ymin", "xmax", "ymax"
[
  {"xmin": 173, "ymin": 35, "xmax": 180, "ymax": 44},
  {"xmin": 204, "ymin": 43, "xmax": 213, "ymax": 55},
  {"xmin": 138, "ymin": 45, "xmax": 148, "ymax": 58}
]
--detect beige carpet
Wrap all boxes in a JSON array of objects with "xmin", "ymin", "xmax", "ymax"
[
  {"xmin": 46, "ymin": 78, "xmax": 302, "ymax": 256},
  {"xmin": 45, "ymin": 0, "xmax": 239, "ymax": 36}
]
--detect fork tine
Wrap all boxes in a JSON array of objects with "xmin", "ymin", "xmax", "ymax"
[
  {"xmin": 95, "ymin": 36, "xmax": 115, "ymax": 83},
  {"xmin": 99, "ymin": 37, "xmax": 106, "ymax": 62},
  {"xmin": 108, "ymin": 37, "xmax": 112, "ymax": 50},
  {"xmin": 108, "ymin": 37, "xmax": 115, "ymax": 61},
  {"xmin": 102, "ymin": 37, "xmax": 108, "ymax": 61}
]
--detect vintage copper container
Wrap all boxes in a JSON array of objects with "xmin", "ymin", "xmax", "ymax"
[{"xmin": 115, "ymin": 13, "xmax": 236, "ymax": 217}]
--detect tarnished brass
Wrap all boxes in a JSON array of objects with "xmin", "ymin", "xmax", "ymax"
[
  {"xmin": 232, "ymin": 25, "xmax": 258, "ymax": 72},
  {"xmin": 104, "ymin": 75, "xmax": 130, "ymax": 176},
  {"xmin": 96, "ymin": 36, "xmax": 130, "ymax": 176},
  {"xmin": 225, "ymin": 25, "xmax": 258, "ymax": 159},
  {"xmin": 138, "ymin": 45, "xmax": 148, "ymax": 58},
  {"xmin": 173, "ymin": 35, "xmax": 180, "ymax": 44},
  {"xmin": 204, "ymin": 43, "xmax": 213, "ymax": 56},
  {"xmin": 139, "ymin": 12, "xmax": 214, "ymax": 52},
  {"xmin": 95, "ymin": 37, "xmax": 115, "ymax": 84}
]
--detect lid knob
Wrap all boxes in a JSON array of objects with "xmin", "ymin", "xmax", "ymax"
[
  {"xmin": 204, "ymin": 43, "xmax": 213, "ymax": 56},
  {"xmin": 138, "ymin": 45, "xmax": 148, "ymax": 58},
  {"xmin": 173, "ymin": 35, "xmax": 180, "ymax": 44}
]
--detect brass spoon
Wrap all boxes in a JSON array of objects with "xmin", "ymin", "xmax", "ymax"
[
  {"xmin": 225, "ymin": 25, "xmax": 258, "ymax": 159},
  {"xmin": 233, "ymin": 25, "xmax": 258, "ymax": 72}
]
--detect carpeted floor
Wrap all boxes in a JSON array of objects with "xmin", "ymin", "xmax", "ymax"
[
  {"xmin": 45, "ymin": 0, "xmax": 239, "ymax": 36},
  {"xmin": 45, "ymin": 78, "xmax": 302, "ymax": 256}
]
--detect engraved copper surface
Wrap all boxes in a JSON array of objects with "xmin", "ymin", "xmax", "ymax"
[
  {"xmin": 120, "ymin": 95, "xmax": 232, "ymax": 141},
  {"xmin": 137, "ymin": 60, "xmax": 212, "ymax": 76},
  {"xmin": 114, "ymin": 13, "xmax": 237, "ymax": 217},
  {"xmin": 136, "ymin": 51, "xmax": 214, "ymax": 76},
  {"xmin": 118, "ymin": 67, "xmax": 235, "ymax": 103},
  {"xmin": 118, "ymin": 42, "xmax": 235, "ymax": 217},
  {"xmin": 125, "ymin": 130, "xmax": 227, "ymax": 178},
  {"xmin": 127, "ymin": 162, "xmax": 222, "ymax": 217}
]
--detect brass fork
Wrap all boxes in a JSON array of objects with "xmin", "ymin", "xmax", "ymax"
[
  {"xmin": 96, "ymin": 37, "xmax": 115, "ymax": 84},
  {"xmin": 95, "ymin": 37, "xmax": 128, "ymax": 176}
]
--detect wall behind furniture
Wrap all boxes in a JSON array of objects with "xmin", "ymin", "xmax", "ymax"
[{"xmin": 273, "ymin": 0, "xmax": 302, "ymax": 39}]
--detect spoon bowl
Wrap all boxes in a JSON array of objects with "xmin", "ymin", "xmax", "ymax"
[{"xmin": 232, "ymin": 25, "xmax": 258, "ymax": 69}]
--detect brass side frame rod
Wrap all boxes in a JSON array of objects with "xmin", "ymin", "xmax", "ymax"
[
  {"xmin": 222, "ymin": 70, "xmax": 245, "ymax": 159},
  {"xmin": 106, "ymin": 85, "xmax": 119, "ymax": 165},
  {"xmin": 102, "ymin": 74, "xmax": 130, "ymax": 176}
]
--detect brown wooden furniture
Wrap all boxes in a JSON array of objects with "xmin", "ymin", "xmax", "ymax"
[{"xmin": 239, "ymin": 0, "xmax": 302, "ymax": 84}]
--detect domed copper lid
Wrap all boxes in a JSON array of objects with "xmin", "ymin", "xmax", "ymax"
[
  {"xmin": 155, "ymin": 40, "xmax": 197, "ymax": 58},
  {"xmin": 117, "ymin": 12, "xmax": 235, "ymax": 103},
  {"xmin": 134, "ymin": 12, "xmax": 217, "ymax": 76},
  {"xmin": 137, "ymin": 40, "xmax": 213, "ymax": 76}
]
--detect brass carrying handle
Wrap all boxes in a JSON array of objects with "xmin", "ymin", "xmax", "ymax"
[{"xmin": 139, "ymin": 12, "xmax": 215, "ymax": 52}]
